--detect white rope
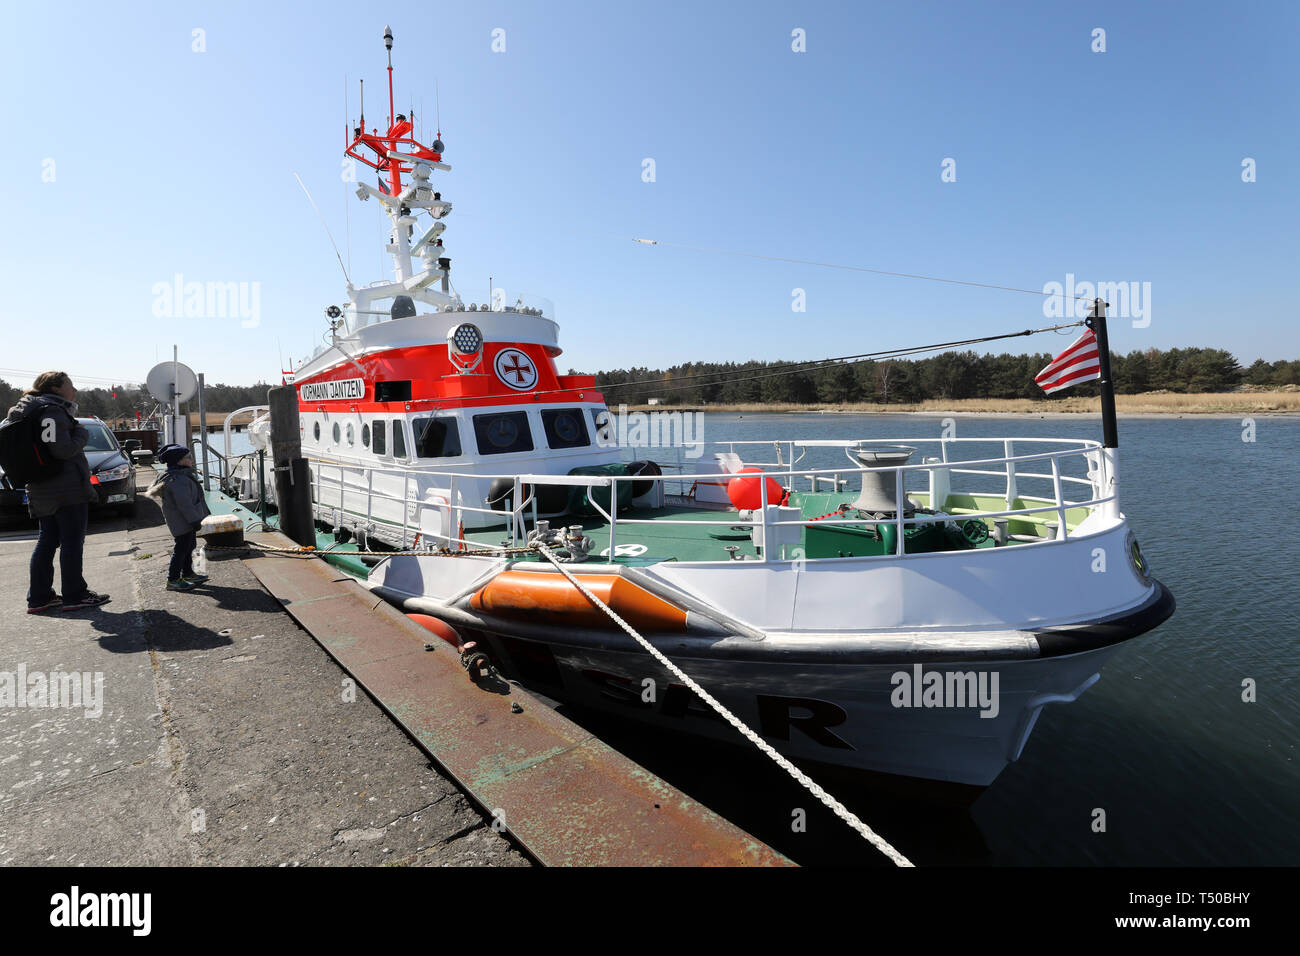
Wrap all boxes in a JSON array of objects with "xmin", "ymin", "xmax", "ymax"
[{"xmin": 533, "ymin": 543, "xmax": 914, "ymax": 867}]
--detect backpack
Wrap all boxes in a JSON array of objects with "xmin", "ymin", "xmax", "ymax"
[{"xmin": 0, "ymin": 406, "xmax": 65, "ymax": 489}]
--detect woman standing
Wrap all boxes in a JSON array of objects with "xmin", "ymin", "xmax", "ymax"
[{"xmin": 4, "ymin": 371, "xmax": 110, "ymax": 612}]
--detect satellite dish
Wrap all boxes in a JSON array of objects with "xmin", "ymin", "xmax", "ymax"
[{"xmin": 145, "ymin": 361, "xmax": 198, "ymax": 404}]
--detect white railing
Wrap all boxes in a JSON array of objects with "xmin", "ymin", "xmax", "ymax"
[{"xmin": 295, "ymin": 436, "xmax": 1116, "ymax": 564}]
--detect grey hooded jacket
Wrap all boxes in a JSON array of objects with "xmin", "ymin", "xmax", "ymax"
[
  {"xmin": 146, "ymin": 466, "xmax": 211, "ymax": 536},
  {"xmin": 3, "ymin": 394, "xmax": 95, "ymax": 518}
]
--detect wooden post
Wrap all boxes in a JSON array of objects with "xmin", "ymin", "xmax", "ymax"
[{"xmin": 268, "ymin": 386, "xmax": 315, "ymax": 547}]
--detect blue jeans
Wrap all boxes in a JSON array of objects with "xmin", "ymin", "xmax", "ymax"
[
  {"xmin": 169, "ymin": 530, "xmax": 196, "ymax": 581},
  {"xmin": 29, "ymin": 503, "xmax": 89, "ymax": 606}
]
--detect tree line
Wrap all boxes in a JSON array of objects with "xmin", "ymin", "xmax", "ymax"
[
  {"xmin": 586, "ymin": 348, "xmax": 1300, "ymax": 406},
  {"xmin": 1, "ymin": 348, "xmax": 1296, "ymax": 416},
  {"xmin": 0, "ymin": 380, "xmax": 277, "ymax": 421}
]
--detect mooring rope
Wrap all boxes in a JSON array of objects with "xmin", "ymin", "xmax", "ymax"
[{"xmin": 532, "ymin": 541, "xmax": 914, "ymax": 867}]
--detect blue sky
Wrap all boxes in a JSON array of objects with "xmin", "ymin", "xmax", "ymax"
[{"xmin": 1, "ymin": 0, "xmax": 1296, "ymax": 388}]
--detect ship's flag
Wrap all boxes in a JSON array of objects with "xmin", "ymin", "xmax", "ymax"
[{"xmin": 1035, "ymin": 329, "xmax": 1101, "ymax": 394}]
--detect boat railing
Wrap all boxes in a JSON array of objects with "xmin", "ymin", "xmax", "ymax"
[{"xmin": 303, "ymin": 436, "xmax": 1116, "ymax": 562}]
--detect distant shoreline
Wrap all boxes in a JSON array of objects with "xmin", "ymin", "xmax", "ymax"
[{"xmin": 619, "ymin": 391, "xmax": 1300, "ymax": 417}]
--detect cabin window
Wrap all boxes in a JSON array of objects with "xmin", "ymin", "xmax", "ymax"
[
  {"xmin": 361, "ymin": 424, "xmax": 370, "ymax": 448},
  {"xmin": 332, "ymin": 423, "xmax": 341, "ymax": 444},
  {"xmin": 541, "ymin": 408, "xmax": 590, "ymax": 449},
  {"xmin": 392, "ymin": 419, "xmax": 408, "ymax": 459},
  {"xmin": 313, "ymin": 421, "xmax": 321, "ymax": 442},
  {"xmin": 372, "ymin": 420, "xmax": 387, "ymax": 455},
  {"xmin": 346, "ymin": 424, "xmax": 355, "ymax": 446},
  {"xmin": 473, "ymin": 411, "xmax": 534, "ymax": 456},
  {"xmin": 375, "ymin": 380, "xmax": 412, "ymax": 403},
  {"xmin": 413, "ymin": 416, "xmax": 463, "ymax": 458}
]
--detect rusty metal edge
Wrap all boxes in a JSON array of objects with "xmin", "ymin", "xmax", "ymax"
[{"xmin": 238, "ymin": 529, "xmax": 792, "ymax": 867}]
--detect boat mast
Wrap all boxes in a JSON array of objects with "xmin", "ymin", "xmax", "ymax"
[{"xmin": 341, "ymin": 26, "xmax": 457, "ymax": 330}]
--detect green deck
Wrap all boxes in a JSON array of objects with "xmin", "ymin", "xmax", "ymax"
[{"xmin": 457, "ymin": 489, "xmax": 1077, "ymax": 565}]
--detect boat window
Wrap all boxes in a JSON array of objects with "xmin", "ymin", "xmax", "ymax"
[
  {"xmin": 392, "ymin": 419, "xmax": 407, "ymax": 459},
  {"xmin": 413, "ymin": 416, "xmax": 463, "ymax": 458},
  {"xmin": 375, "ymin": 380, "xmax": 412, "ymax": 403},
  {"xmin": 332, "ymin": 422, "xmax": 341, "ymax": 444},
  {"xmin": 541, "ymin": 408, "xmax": 590, "ymax": 449},
  {"xmin": 473, "ymin": 411, "xmax": 534, "ymax": 456},
  {"xmin": 346, "ymin": 424, "xmax": 355, "ymax": 446},
  {"xmin": 361, "ymin": 424, "xmax": 370, "ymax": 448},
  {"xmin": 372, "ymin": 420, "xmax": 387, "ymax": 455},
  {"xmin": 313, "ymin": 421, "xmax": 321, "ymax": 442}
]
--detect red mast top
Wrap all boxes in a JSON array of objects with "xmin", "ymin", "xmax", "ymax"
[{"xmin": 345, "ymin": 26, "xmax": 443, "ymax": 198}]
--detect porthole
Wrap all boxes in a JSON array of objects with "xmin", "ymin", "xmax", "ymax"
[
  {"xmin": 361, "ymin": 424, "xmax": 370, "ymax": 448},
  {"xmin": 332, "ymin": 423, "xmax": 341, "ymax": 444},
  {"xmin": 346, "ymin": 424, "xmax": 355, "ymax": 446},
  {"xmin": 313, "ymin": 422, "xmax": 320, "ymax": 441}
]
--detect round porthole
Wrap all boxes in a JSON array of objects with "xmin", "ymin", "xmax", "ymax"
[
  {"xmin": 332, "ymin": 423, "xmax": 341, "ymax": 444},
  {"xmin": 346, "ymin": 424, "xmax": 355, "ymax": 446},
  {"xmin": 361, "ymin": 424, "xmax": 370, "ymax": 448},
  {"xmin": 313, "ymin": 422, "xmax": 320, "ymax": 441}
]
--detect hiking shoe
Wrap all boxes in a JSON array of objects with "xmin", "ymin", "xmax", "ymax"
[
  {"xmin": 166, "ymin": 578, "xmax": 197, "ymax": 591},
  {"xmin": 27, "ymin": 596, "xmax": 62, "ymax": 614},
  {"xmin": 61, "ymin": 592, "xmax": 111, "ymax": 611},
  {"xmin": 181, "ymin": 572, "xmax": 209, "ymax": 584}
]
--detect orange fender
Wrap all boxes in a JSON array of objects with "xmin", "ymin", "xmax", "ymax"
[
  {"xmin": 407, "ymin": 613, "xmax": 462, "ymax": 648},
  {"xmin": 471, "ymin": 571, "xmax": 687, "ymax": 633}
]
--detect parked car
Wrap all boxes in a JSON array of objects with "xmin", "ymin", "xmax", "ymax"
[
  {"xmin": 0, "ymin": 464, "xmax": 29, "ymax": 524},
  {"xmin": 80, "ymin": 418, "xmax": 137, "ymax": 516},
  {"xmin": 0, "ymin": 418, "xmax": 136, "ymax": 521}
]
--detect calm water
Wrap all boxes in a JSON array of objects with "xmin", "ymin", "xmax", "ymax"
[{"xmin": 217, "ymin": 413, "xmax": 1300, "ymax": 865}]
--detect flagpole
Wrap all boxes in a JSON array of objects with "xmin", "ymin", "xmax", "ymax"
[
  {"xmin": 1085, "ymin": 297, "xmax": 1121, "ymax": 519},
  {"xmin": 1086, "ymin": 298, "xmax": 1118, "ymax": 449}
]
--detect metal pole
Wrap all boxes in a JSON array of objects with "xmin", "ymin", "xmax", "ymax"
[
  {"xmin": 197, "ymin": 372, "xmax": 210, "ymax": 492},
  {"xmin": 1086, "ymin": 298, "xmax": 1119, "ymax": 449}
]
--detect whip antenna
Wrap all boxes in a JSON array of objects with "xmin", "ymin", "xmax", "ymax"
[{"xmin": 293, "ymin": 172, "xmax": 352, "ymax": 285}]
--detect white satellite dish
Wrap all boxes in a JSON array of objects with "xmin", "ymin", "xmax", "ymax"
[{"xmin": 145, "ymin": 361, "xmax": 198, "ymax": 404}]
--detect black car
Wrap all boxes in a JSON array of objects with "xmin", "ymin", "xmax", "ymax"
[
  {"xmin": 80, "ymin": 418, "xmax": 137, "ymax": 516},
  {"xmin": 0, "ymin": 418, "xmax": 136, "ymax": 521}
]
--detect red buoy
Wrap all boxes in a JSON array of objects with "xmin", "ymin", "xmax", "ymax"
[
  {"xmin": 407, "ymin": 613, "xmax": 462, "ymax": 648},
  {"xmin": 726, "ymin": 467, "xmax": 786, "ymax": 511}
]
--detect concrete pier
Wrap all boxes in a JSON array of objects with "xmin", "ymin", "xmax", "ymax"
[{"xmin": 0, "ymin": 480, "xmax": 526, "ymax": 865}]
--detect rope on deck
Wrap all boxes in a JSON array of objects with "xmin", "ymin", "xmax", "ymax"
[{"xmin": 532, "ymin": 540, "xmax": 914, "ymax": 867}]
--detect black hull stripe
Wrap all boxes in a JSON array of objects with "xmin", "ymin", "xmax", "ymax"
[{"xmin": 1032, "ymin": 578, "xmax": 1175, "ymax": 658}]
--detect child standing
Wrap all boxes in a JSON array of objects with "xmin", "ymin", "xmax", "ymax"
[{"xmin": 147, "ymin": 444, "xmax": 211, "ymax": 591}]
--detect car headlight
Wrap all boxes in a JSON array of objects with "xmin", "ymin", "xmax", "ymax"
[{"xmin": 97, "ymin": 465, "xmax": 132, "ymax": 483}]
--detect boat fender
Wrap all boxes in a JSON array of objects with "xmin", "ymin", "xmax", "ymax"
[
  {"xmin": 627, "ymin": 459, "xmax": 662, "ymax": 498},
  {"xmin": 486, "ymin": 477, "xmax": 530, "ymax": 512},
  {"xmin": 406, "ymin": 613, "xmax": 463, "ymax": 649}
]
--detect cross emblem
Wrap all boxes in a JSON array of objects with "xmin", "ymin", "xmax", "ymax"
[{"xmin": 502, "ymin": 354, "xmax": 532, "ymax": 383}]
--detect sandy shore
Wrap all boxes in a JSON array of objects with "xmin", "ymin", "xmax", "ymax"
[{"xmin": 620, "ymin": 391, "xmax": 1300, "ymax": 416}]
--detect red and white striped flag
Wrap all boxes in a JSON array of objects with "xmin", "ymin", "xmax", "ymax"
[{"xmin": 1035, "ymin": 329, "xmax": 1101, "ymax": 394}]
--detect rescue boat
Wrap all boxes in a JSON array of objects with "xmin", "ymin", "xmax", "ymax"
[{"xmin": 230, "ymin": 28, "xmax": 1174, "ymax": 792}]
